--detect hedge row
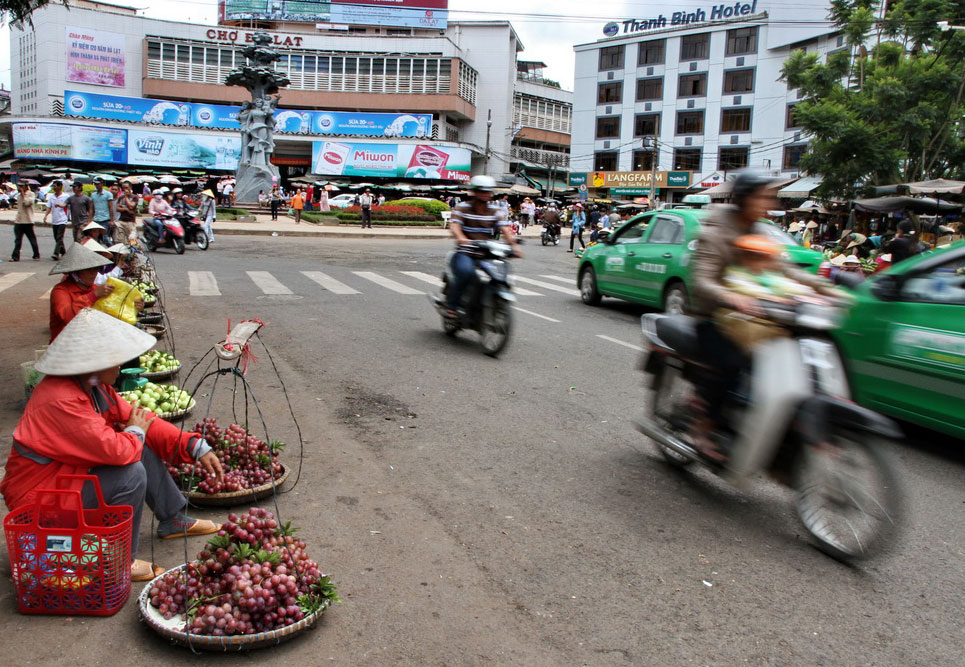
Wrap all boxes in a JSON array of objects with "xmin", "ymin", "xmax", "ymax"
[
  {"xmin": 385, "ymin": 198, "xmax": 450, "ymax": 218},
  {"xmin": 334, "ymin": 204, "xmax": 436, "ymax": 222}
]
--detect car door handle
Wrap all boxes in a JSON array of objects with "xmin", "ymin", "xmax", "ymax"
[
  {"xmin": 628, "ymin": 251, "xmax": 636, "ymax": 256},
  {"xmin": 662, "ymin": 253, "xmax": 672, "ymax": 258}
]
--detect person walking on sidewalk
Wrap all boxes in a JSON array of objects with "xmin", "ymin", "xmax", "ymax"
[
  {"xmin": 90, "ymin": 177, "xmax": 115, "ymax": 245},
  {"xmin": 269, "ymin": 186, "xmax": 283, "ymax": 220},
  {"xmin": 359, "ymin": 188, "xmax": 374, "ymax": 228},
  {"xmin": 43, "ymin": 180, "xmax": 70, "ymax": 260},
  {"xmin": 291, "ymin": 187, "xmax": 305, "ymax": 223},
  {"xmin": 199, "ymin": 189, "xmax": 216, "ymax": 244},
  {"xmin": 11, "ymin": 182, "xmax": 40, "ymax": 261},
  {"xmin": 568, "ymin": 204, "xmax": 586, "ymax": 252},
  {"xmin": 67, "ymin": 182, "xmax": 93, "ymax": 243},
  {"xmin": 114, "ymin": 182, "xmax": 139, "ymax": 244}
]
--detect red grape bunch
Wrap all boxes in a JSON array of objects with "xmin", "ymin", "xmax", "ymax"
[
  {"xmin": 148, "ymin": 508, "xmax": 339, "ymax": 636},
  {"xmin": 167, "ymin": 417, "xmax": 286, "ymax": 494}
]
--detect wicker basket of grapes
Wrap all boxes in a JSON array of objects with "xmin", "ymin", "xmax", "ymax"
[{"xmin": 139, "ymin": 508, "xmax": 338, "ymax": 651}]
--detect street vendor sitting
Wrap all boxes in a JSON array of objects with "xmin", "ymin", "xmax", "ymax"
[
  {"xmin": 48, "ymin": 242, "xmax": 115, "ymax": 342},
  {"xmin": 1, "ymin": 309, "xmax": 224, "ymax": 581},
  {"xmin": 81, "ymin": 220, "xmax": 108, "ymax": 243}
]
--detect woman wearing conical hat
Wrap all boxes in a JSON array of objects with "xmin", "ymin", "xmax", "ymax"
[
  {"xmin": 48, "ymin": 242, "xmax": 115, "ymax": 342},
  {"xmin": 1, "ymin": 309, "xmax": 224, "ymax": 581}
]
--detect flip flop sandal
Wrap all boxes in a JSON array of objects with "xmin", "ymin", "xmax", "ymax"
[
  {"xmin": 131, "ymin": 560, "xmax": 165, "ymax": 582},
  {"xmin": 160, "ymin": 519, "xmax": 221, "ymax": 540}
]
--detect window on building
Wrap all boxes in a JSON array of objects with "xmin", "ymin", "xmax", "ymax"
[
  {"xmin": 723, "ymin": 68, "xmax": 755, "ymax": 93},
  {"xmin": 634, "ymin": 113, "xmax": 660, "ymax": 136},
  {"xmin": 726, "ymin": 27, "xmax": 758, "ymax": 56},
  {"xmin": 673, "ymin": 148, "xmax": 702, "ymax": 171},
  {"xmin": 599, "ymin": 45, "xmax": 625, "ymax": 70},
  {"xmin": 680, "ymin": 34, "xmax": 709, "ymax": 61},
  {"xmin": 598, "ymin": 82, "xmax": 623, "ymax": 104},
  {"xmin": 638, "ymin": 39, "xmax": 666, "ymax": 65},
  {"xmin": 676, "ymin": 110, "xmax": 704, "ymax": 134},
  {"xmin": 786, "ymin": 103, "xmax": 801, "ymax": 129},
  {"xmin": 594, "ymin": 151, "xmax": 619, "ymax": 171},
  {"xmin": 718, "ymin": 147, "xmax": 749, "ymax": 170},
  {"xmin": 721, "ymin": 108, "xmax": 751, "ymax": 132},
  {"xmin": 596, "ymin": 116, "xmax": 621, "ymax": 138},
  {"xmin": 678, "ymin": 73, "xmax": 707, "ymax": 97},
  {"xmin": 783, "ymin": 144, "xmax": 807, "ymax": 169},
  {"xmin": 632, "ymin": 150, "xmax": 656, "ymax": 170},
  {"xmin": 635, "ymin": 77, "xmax": 663, "ymax": 101}
]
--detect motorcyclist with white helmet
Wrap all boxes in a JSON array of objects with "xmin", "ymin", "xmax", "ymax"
[{"xmin": 445, "ymin": 175, "xmax": 523, "ymax": 318}]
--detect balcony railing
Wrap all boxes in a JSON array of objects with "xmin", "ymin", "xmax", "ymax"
[{"xmin": 510, "ymin": 146, "xmax": 569, "ymax": 168}]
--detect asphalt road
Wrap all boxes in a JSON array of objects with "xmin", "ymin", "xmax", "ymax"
[{"xmin": 0, "ymin": 227, "xmax": 962, "ymax": 666}]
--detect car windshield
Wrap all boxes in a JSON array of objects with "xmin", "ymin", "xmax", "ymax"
[{"xmin": 754, "ymin": 221, "xmax": 800, "ymax": 247}]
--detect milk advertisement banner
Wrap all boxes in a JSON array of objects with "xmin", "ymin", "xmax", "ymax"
[
  {"xmin": 65, "ymin": 28, "xmax": 125, "ymax": 87},
  {"xmin": 127, "ymin": 129, "xmax": 241, "ymax": 170},
  {"xmin": 311, "ymin": 141, "xmax": 471, "ymax": 180}
]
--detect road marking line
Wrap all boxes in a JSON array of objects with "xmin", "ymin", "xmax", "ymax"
[
  {"xmin": 301, "ymin": 271, "xmax": 360, "ymax": 294},
  {"xmin": 246, "ymin": 271, "xmax": 292, "ymax": 295},
  {"xmin": 353, "ymin": 271, "xmax": 424, "ymax": 295},
  {"xmin": 512, "ymin": 285, "xmax": 543, "ymax": 296},
  {"xmin": 400, "ymin": 271, "xmax": 443, "ymax": 287},
  {"xmin": 40, "ymin": 287, "xmax": 52, "ymax": 300},
  {"xmin": 538, "ymin": 274, "xmax": 576, "ymax": 286},
  {"xmin": 514, "ymin": 276, "xmax": 581, "ymax": 297},
  {"xmin": 188, "ymin": 271, "xmax": 221, "ymax": 296},
  {"xmin": 512, "ymin": 306, "xmax": 560, "ymax": 323},
  {"xmin": 0, "ymin": 272, "xmax": 33, "ymax": 294},
  {"xmin": 596, "ymin": 334, "xmax": 644, "ymax": 352}
]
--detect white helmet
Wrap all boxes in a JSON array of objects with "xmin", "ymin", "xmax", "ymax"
[{"xmin": 469, "ymin": 175, "xmax": 496, "ymax": 192}]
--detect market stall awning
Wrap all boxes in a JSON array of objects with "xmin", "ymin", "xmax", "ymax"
[
  {"xmin": 689, "ymin": 171, "xmax": 726, "ymax": 190},
  {"xmin": 853, "ymin": 196, "xmax": 961, "ymax": 214},
  {"xmin": 778, "ymin": 176, "xmax": 822, "ymax": 199},
  {"xmin": 509, "ymin": 184, "xmax": 540, "ymax": 196},
  {"xmin": 705, "ymin": 176, "xmax": 799, "ymax": 199}
]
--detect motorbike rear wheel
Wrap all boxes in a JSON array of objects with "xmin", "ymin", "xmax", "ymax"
[
  {"xmin": 650, "ymin": 363, "xmax": 697, "ymax": 468},
  {"xmin": 480, "ymin": 298, "xmax": 512, "ymax": 357},
  {"xmin": 196, "ymin": 233, "xmax": 209, "ymax": 251},
  {"xmin": 173, "ymin": 237, "xmax": 186, "ymax": 255},
  {"xmin": 794, "ymin": 431, "xmax": 901, "ymax": 561}
]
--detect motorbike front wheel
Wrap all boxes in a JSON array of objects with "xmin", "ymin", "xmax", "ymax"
[
  {"xmin": 480, "ymin": 297, "xmax": 512, "ymax": 357},
  {"xmin": 541, "ymin": 234, "xmax": 549, "ymax": 246},
  {"xmin": 173, "ymin": 237, "xmax": 186, "ymax": 255},
  {"xmin": 196, "ymin": 233, "xmax": 209, "ymax": 251},
  {"xmin": 794, "ymin": 430, "xmax": 902, "ymax": 561}
]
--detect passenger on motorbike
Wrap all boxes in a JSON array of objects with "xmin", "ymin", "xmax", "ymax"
[
  {"xmin": 690, "ymin": 171, "xmax": 836, "ymax": 461},
  {"xmin": 445, "ymin": 175, "xmax": 522, "ymax": 319},
  {"xmin": 147, "ymin": 188, "xmax": 175, "ymax": 242}
]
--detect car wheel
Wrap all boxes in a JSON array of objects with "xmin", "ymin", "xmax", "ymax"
[
  {"xmin": 663, "ymin": 282, "xmax": 689, "ymax": 315},
  {"xmin": 580, "ymin": 266, "xmax": 602, "ymax": 306}
]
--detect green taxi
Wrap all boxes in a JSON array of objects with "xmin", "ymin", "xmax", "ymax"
[
  {"xmin": 832, "ymin": 242, "xmax": 965, "ymax": 440},
  {"xmin": 577, "ymin": 209, "xmax": 824, "ymax": 313}
]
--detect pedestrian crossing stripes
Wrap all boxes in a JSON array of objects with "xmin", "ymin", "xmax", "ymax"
[
  {"xmin": 0, "ymin": 272, "xmax": 33, "ymax": 294},
  {"xmin": 514, "ymin": 276, "xmax": 581, "ymax": 297},
  {"xmin": 400, "ymin": 271, "xmax": 443, "ymax": 287},
  {"xmin": 188, "ymin": 271, "xmax": 221, "ymax": 297},
  {"xmin": 539, "ymin": 274, "xmax": 576, "ymax": 286},
  {"xmin": 352, "ymin": 271, "xmax": 424, "ymax": 295},
  {"xmin": 301, "ymin": 271, "xmax": 359, "ymax": 294},
  {"xmin": 247, "ymin": 271, "xmax": 293, "ymax": 295}
]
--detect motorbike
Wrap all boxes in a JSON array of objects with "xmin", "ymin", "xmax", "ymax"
[
  {"xmin": 141, "ymin": 210, "xmax": 208, "ymax": 254},
  {"xmin": 541, "ymin": 221, "xmax": 561, "ymax": 246},
  {"xmin": 430, "ymin": 240, "xmax": 519, "ymax": 357},
  {"xmin": 635, "ymin": 297, "xmax": 902, "ymax": 561}
]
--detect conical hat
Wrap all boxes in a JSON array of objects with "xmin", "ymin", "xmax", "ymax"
[
  {"xmin": 787, "ymin": 222, "xmax": 802, "ymax": 233},
  {"xmin": 35, "ymin": 308, "xmax": 156, "ymax": 375},
  {"xmin": 846, "ymin": 233, "xmax": 867, "ymax": 249},
  {"xmin": 830, "ymin": 254, "xmax": 846, "ymax": 267},
  {"xmin": 105, "ymin": 242, "xmax": 132, "ymax": 255},
  {"xmin": 82, "ymin": 238, "xmax": 110, "ymax": 254},
  {"xmin": 49, "ymin": 242, "xmax": 111, "ymax": 275},
  {"xmin": 83, "ymin": 221, "xmax": 105, "ymax": 232}
]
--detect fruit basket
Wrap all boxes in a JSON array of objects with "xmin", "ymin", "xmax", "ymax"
[
  {"xmin": 138, "ymin": 311, "xmax": 163, "ymax": 325},
  {"xmin": 138, "ymin": 350, "xmax": 181, "ymax": 380},
  {"xmin": 186, "ymin": 465, "xmax": 290, "ymax": 507},
  {"xmin": 120, "ymin": 383, "xmax": 194, "ymax": 421},
  {"xmin": 139, "ymin": 324, "xmax": 166, "ymax": 340},
  {"xmin": 137, "ymin": 508, "xmax": 338, "ymax": 651},
  {"xmin": 160, "ymin": 399, "xmax": 195, "ymax": 421}
]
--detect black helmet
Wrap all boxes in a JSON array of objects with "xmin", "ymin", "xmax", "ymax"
[{"xmin": 731, "ymin": 170, "xmax": 775, "ymax": 209}]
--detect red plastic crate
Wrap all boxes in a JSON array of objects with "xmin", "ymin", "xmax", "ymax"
[{"xmin": 4, "ymin": 474, "xmax": 133, "ymax": 615}]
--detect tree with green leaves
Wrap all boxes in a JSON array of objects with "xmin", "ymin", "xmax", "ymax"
[
  {"xmin": 781, "ymin": 0, "xmax": 965, "ymax": 199},
  {"xmin": 1, "ymin": 0, "xmax": 65, "ymax": 27}
]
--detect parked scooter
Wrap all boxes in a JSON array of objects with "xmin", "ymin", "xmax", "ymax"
[
  {"xmin": 141, "ymin": 210, "xmax": 208, "ymax": 254},
  {"xmin": 430, "ymin": 240, "xmax": 519, "ymax": 357},
  {"xmin": 635, "ymin": 297, "xmax": 902, "ymax": 561}
]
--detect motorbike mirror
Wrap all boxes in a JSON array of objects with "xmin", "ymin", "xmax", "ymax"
[{"xmin": 870, "ymin": 274, "xmax": 901, "ymax": 301}]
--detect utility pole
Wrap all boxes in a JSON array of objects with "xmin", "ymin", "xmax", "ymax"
[
  {"xmin": 484, "ymin": 109, "xmax": 492, "ymax": 175},
  {"xmin": 645, "ymin": 135, "xmax": 659, "ymax": 208}
]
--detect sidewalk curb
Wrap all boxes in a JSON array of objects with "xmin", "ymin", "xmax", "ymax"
[{"xmin": 0, "ymin": 219, "xmax": 451, "ymax": 241}]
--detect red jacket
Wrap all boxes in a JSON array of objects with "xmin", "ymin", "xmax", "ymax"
[
  {"xmin": 1, "ymin": 376, "xmax": 197, "ymax": 510},
  {"xmin": 50, "ymin": 276, "xmax": 97, "ymax": 342}
]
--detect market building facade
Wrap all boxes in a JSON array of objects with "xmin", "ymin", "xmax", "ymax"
[
  {"xmin": 4, "ymin": 0, "xmax": 571, "ymax": 190},
  {"xmin": 571, "ymin": 0, "xmax": 845, "ymax": 201}
]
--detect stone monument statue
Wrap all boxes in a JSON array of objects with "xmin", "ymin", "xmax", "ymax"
[{"xmin": 226, "ymin": 32, "xmax": 290, "ymax": 203}]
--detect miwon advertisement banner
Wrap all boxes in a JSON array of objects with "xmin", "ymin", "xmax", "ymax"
[{"xmin": 311, "ymin": 141, "xmax": 471, "ymax": 180}]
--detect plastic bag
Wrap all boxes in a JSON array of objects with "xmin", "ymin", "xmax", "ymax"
[{"xmin": 92, "ymin": 277, "xmax": 143, "ymax": 325}]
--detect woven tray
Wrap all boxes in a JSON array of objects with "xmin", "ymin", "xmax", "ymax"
[
  {"xmin": 159, "ymin": 399, "xmax": 195, "ymax": 422},
  {"xmin": 140, "ymin": 362, "xmax": 181, "ymax": 380},
  {"xmin": 185, "ymin": 465, "xmax": 290, "ymax": 507},
  {"xmin": 140, "ymin": 324, "xmax": 166, "ymax": 340},
  {"xmin": 138, "ymin": 563, "xmax": 329, "ymax": 651},
  {"xmin": 138, "ymin": 312, "xmax": 163, "ymax": 324}
]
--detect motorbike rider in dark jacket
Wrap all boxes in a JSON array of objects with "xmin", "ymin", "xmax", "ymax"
[{"xmin": 541, "ymin": 204, "xmax": 561, "ymax": 240}]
